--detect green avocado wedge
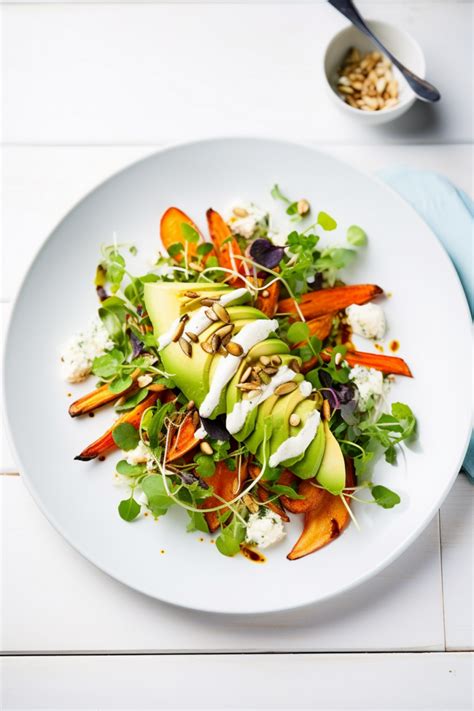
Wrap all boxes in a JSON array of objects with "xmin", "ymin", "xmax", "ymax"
[
  {"xmin": 282, "ymin": 399, "xmax": 320, "ymax": 469},
  {"xmin": 316, "ymin": 420, "xmax": 346, "ymax": 495},
  {"xmin": 291, "ymin": 418, "xmax": 326, "ymax": 479},
  {"xmin": 267, "ymin": 385, "xmax": 308, "ymax": 464}
]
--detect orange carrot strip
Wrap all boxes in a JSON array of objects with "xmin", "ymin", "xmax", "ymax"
[
  {"xmin": 279, "ymin": 284, "xmax": 383, "ymax": 320},
  {"xmin": 287, "ymin": 459, "xmax": 355, "ymax": 560},
  {"xmin": 203, "ymin": 458, "xmax": 248, "ymax": 533},
  {"xmin": 75, "ymin": 392, "xmax": 160, "ymax": 461},
  {"xmin": 160, "ymin": 207, "xmax": 214, "ymax": 263},
  {"xmin": 320, "ymin": 348, "xmax": 413, "ymax": 377},
  {"xmin": 291, "ymin": 314, "xmax": 335, "ymax": 350},
  {"xmin": 68, "ymin": 369, "xmax": 145, "ymax": 417},
  {"xmin": 206, "ymin": 208, "xmax": 245, "ymax": 286},
  {"xmin": 166, "ymin": 411, "xmax": 201, "ymax": 462},
  {"xmin": 256, "ymin": 279, "xmax": 280, "ymax": 317}
]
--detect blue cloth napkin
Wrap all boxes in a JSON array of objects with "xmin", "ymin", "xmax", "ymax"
[{"xmin": 379, "ymin": 168, "xmax": 473, "ymax": 482}]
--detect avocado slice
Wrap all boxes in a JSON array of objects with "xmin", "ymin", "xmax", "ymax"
[
  {"xmin": 266, "ymin": 384, "xmax": 308, "ymax": 464},
  {"xmin": 245, "ymin": 394, "xmax": 279, "ymax": 454},
  {"xmin": 316, "ymin": 421, "xmax": 346, "ymax": 494},
  {"xmin": 145, "ymin": 282, "xmax": 229, "ymax": 333},
  {"xmin": 291, "ymin": 419, "xmax": 326, "ymax": 479},
  {"xmin": 282, "ymin": 399, "xmax": 319, "ymax": 468}
]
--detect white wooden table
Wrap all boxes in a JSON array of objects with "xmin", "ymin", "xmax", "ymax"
[{"xmin": 1, "ymin": 2, "xmax": 473, "ymax": 709}]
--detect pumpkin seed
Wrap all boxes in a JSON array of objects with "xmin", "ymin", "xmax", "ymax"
[
  {"xmin": 200, "ymin": 297, "xmax": 219, "ymax": 306},
  {"xmin": 205, "ymin": 308, "xmax": 219, "ymax": 322},
  {"xmin": 212, "ymin": 302, "xmax": 230, "ymax": 323},
  {"xmin": 218, "ymin": 345, "xmax": 228, "ymax": 356},
  {"xmin": 233, "ymin": 206, "xmax": 249, "ymax": 218},
  {"xmin": 179, "ymin": 337, "xmax": 192, "ymax": 357},
  {"xmin": 259, "ymin": 355, "xmax": 270, "ymax": 366},
  {"xmin": 221, "ymin": 333, "xmax": 232, "ymax": 346},
  {"xmin": 289, "ymin": 413, "xmax": 301, "ymax": 427},
  {"xmin": 200, "ymin": 341, "xmax": 214, "ymax": 354},
  {"xmin": 200, "ymin": 441, "xmax": 213, "ymax": 455},
  {"xmin": 186, "ymin": 400, "xmax": 195, "ymax": 411},
  {"xmin": 240, "ymin": 366, "xmax": 252, "ymax": 384},
  {"xmin": 215, "ymin": 323, "xmax": 234, "ymax": 338},
  {"xmin": 270, "ymin": 355, "xmax": 282, "ymax": 366},
  {"xmin": 210, "ymin": 334, "xmax": 221, "ymax": 353},
  {"xmin": 192, "ymin": 410, "xmax": 200, "ymax": 428},
  {"xmin": 243, "ymin": 494, "xmax": 259, "ymax": 514},
  {"xmin": 225, "ymin": 341, "xmax": 244, "ymax": 357},
  {"xmin": 184, "ymin": 291, "xmax": 199, "ymax": 299},
  {"xmin": 186, "ymin": 331, "xmax": 198, "ymax": 343},
  {"xmin": 171, "ymin": 320, "xmax": 185, "ymax": 342},
  {"xmin": 274, "ymin": 381, "xmax": 298, "ymax": 396},
  {"xmin": 289, "ymin": 358, "xmax": 301, "ymax": 373},
  {"xmin": 263, "ymin": 366, "xmax": 278, "ymax": 376},
  {"xmin": 237, "ymin": 382, "xmax": 261, "ymax": 391}
]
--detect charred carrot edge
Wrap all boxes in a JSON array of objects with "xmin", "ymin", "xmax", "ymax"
[
  {"xmin": 204, "ymin": 458, "xmax": 248, "ymax": 533},
  {"xmin": 281, "ymin": 479, "xmax": 327, "ymax": 515},
  {"xmin": 206, "ymin": 208, "xmax": 245, "ymax": 286},
  {"xmin": 75, "ymin": 392, "xmax": 160, "ymax": 461},
  {"xmin": 320, "ymin": 348, "xmax": 413, "ymax": 377},
  {"xmin": 256, "ymin": 279, "xmax": 280, "ymax": 317},
  {"xmin": 287, "ymin": 459, "xmax": 355, "ymax": 560},
  {"xmin": 279, "ymin": 284, "xmax": 383, "ymax": 320},
  {"xmin": 166, "ymin": 411, "xmax": 200, "ymax": 462},
  {"xmin": 68, "ymin": 369, "xmax": 144, "ymax": 417},
  {"xmin": 160, "ymin": 207, "xmax": 214, "ymax": 263}
]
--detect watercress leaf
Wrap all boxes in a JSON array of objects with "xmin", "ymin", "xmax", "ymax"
[
  {"xmin": 92, "ymin": 349, "xmax": 124, "ymax": 379},
  {"xmin": 215, "ymin": 533, "xmax": 241, "ymax": 557},
  {"xmin": 147, "ymin": 494, "xmax": 174, "ymax": 517},
  {"xmin": 347, "ymin": 224, "xmax": 367, "ymax": 246},
  {"xmin": 147, "ymin": 401, "xmax": 175, "ymax": 449},
  {"xmin": 186, "ymin": 510, "xmax": 209, "ymax": 533},
  {"xmin": 298, "ymin": 344, "xmax": 314, "ymax": 363},
  {"xmin": 108, "ymin": 374, "xmax": 133, "ymax": 394},
  {"xmin": 196, "ymin": 242, "xmax": 214, "ymax": 256},
  {"xmin": 270, "ymin": 484, "xmax": 305, "ymax": 500},
  {"xmin": 317, "ymin": 211, "xmax": 337, "ymax": 231},
  {"xmin": 112, "ymin": 423, "xmax": 140, "ymax": 451},
  {"xmin": 205, "ymin": 256, "xmax": 219, "ymax": 269},
  {"xmin": 115, "ymin": 388, "xmax": 149, "ymax": 412},
  {"xmin": 141, "ymin": 475, "xmax": 170, "ymax": 499},
  {"xmin": 286, "ymin": 201, "xmax": 299, "ymax": 216},
  {"xmin": 167, "ymin": 242, "xmax": 184, "ymax": 257},
  {"xmin": 116, "ymin": 460, "xmax": 145, "ymax": 477},
  {"xmin": 118, "ymin": 496, "xmax": 141, "ymax": 521},
  {"xmin": 305, "ymin": 368, "xmax": 322, "ymax": 389},
  {"xmin": 287, "ymin": 321, "xmax": 310, "ymax": 343},
  {"xmin": 181, "ymin": 223, "xmax": 200, "ymax": 244},
  {"xmin": 384, "ymin": 444, "xmax": 397, "ymax": 464},
  {"xmin": 371, "ymin": 485, "xmax": 401, "ymax": 509},
  {"xmin": 194, "ymin": 454, "xmax": 216, "ymax": 478},
  {"xmin": 309, "ymin": 336, "xmax": 322, "ymax": 355}
]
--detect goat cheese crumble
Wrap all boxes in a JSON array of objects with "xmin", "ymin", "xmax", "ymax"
[
  {"xmin": 245, "ymin": 509, "xmax": 286, "ymax": 549},
  {"xmin": 227, "ymin": 203, "xmax": 269, "ymax": 240},
  {"xmin": 350, "ymin": 365, "xmax": 388, "ymax": 412},
  {"xmin": 60, "ymin": 317, "xmax": 113, "ymax": 383},
  {"xmin": 346, "ymin": 303, "xmax": 386, "ymax": 340},
  {"xmin": 125, "ymin": 441, "xmax": 156, "ymax": 471}
]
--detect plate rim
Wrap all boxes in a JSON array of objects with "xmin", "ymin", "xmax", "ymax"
[{"xmin": 3, "ymin": 136, "xmax": 472, "ymax": 615}]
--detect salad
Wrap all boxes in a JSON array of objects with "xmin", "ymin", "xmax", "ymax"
[{"xmin": 61, "ymin": 185, "xmax": 416, "ymax": 561}]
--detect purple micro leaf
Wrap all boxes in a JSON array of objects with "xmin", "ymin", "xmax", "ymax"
[
  {"xmin": 200, "ymin": 415, "xmax": 230, "ymax": 442},
  {"xmin": 249, "ymin": 239, "xmax": 285, "ymax": 269}
]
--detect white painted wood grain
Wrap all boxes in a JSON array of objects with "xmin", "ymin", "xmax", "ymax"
[
  {"xmin": 2, "ymin": 3, "xmax": 473, "ymax": 145},
  {"xmin": 2, "ymin": 144, "xmax": 472, "ymax": 302},
  {"xmin": 2, "ymin": 652, "xmax": 473, "ymax": 710},
  {"xmin": 0, "ymin": 475, "xmax": 444, "ymax": 652},
  {"xmin": 440, "ymin": 475, "xmax": 474, "ymax": 651}
]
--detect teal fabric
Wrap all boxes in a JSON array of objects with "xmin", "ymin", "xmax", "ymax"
[{"xmin": 380, "ymin": 169, "xmax": 473, "ymax": 482}]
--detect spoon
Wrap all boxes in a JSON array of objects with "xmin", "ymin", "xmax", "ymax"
[{"xmin": 328, "ymin": 0, "xmax": 441, "ymax": 102}]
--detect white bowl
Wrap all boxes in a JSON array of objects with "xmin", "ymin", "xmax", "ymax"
[{"xmin": 324, "ymin": 20, "xmax": 426, "ymax": 125}]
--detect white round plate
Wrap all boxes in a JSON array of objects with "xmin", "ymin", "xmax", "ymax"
[{"xmin": 4, "ymin": 138, "xmax": 471, "ymax": 614}]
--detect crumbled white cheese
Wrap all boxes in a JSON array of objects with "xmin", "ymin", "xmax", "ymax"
[
  {"xmin": 60, "ymin": 317, "xmax": 113, "ymax": 383},
  {"xmin": 346, "ymin": 303, "xmax": 386, "ymax": 340},
  {"xmin": 245, "ymin": 509, "xmax": 286, "ymax": 549},
  {"xmin": 125, "ymin": 441, "xmax": 155, "ymax": 467},
  {"xmin": 228, "ymin": 203, "xmax": 269, "ymax": 240},
  {"xmin": 349, "ymin": 365, "xmax": 388, "ymax": 412}
]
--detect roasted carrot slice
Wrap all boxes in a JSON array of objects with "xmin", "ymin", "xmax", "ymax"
[
  {"xmin": 279, "ymin": 284, "xmax": 383, "ymax": 320},
  {"xmin": 69, "ymin": 383, "xmax": 128, "ymax": 418},
  {"xmin": 320, "ymin": 348, "xmax": 413, "ymax": 377},
  {"xmin": 203, "ymin": 458, "xmax": 248, "ymax": 533},
  {"xmin": 256, "ymin": 279, "xmax": 280, "ymax": 317},
  {"xmin": 280, "ymin": 479, "xmax": 327, "ymax": 515},
  {"xmin": 206, "ymin": 208, "xmax": 245, "ymax": 285},
  {"xmin": 75, "ymin": 392, "xmax": 160, "ymax": 461},
  {"xmin": 160, "ymin": 207, "xmax": 214, "ymax": 263},
  {"xmin": 291, "ymin": 314, "xmax": 335, "ymax": 349},
  {"xmin": 287, "ymin": 460, "xmax": 355, "ymax": 560},
  {"xmin": 166, "ymin": 411, "xmax": 201, "ymax": 462}
]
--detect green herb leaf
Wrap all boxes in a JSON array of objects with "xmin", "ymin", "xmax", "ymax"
[
  {"xmin": 108, "ymin": 374, "xmax": 133, "ymax": 394},
  {"xmin": 317, "ymin": 211, "xmax": 337, "ymax": 231},
  {"xmin": 287, "ymin": 321, "xmax": 310, "ymax": 344},
  {"xmin": 347, "ymin": 225, "xmax": 367, "ymax": 246},
  {"xmin": 92, "ymin": 349, "xmax": 125, "ymax": 379},
  {"xmin": 112, "ymin": 423, "xmax": 140, "ymax": 451},
  {"xmin": 270, "ymin": 484, "xmax": 305, "ymax": 500},
  {"xmin": 181, "ymin": 223, "xmax": 200, "ymax": 244},
  {"xmin": 115, "ymin": 388, "xmax": 149, "ymax": 412},
  {"xmin": 186, "ymin": 510, "xmax": 209, "ymax": 533},
  {"xmin": 146, "ymin": 401, "xmax": 175, "ymax": 450},
  {"xmin": 215, "ymin": 517, "xmax": 246, "ymax": 557},
  {"xmin": 194, "ymin": 454, "xmax": 216, "ymax": 478},
  {"xmin": 118, "ymin": 496, "xmax": 141, "ymax": 521},
  {"xmin": 116, "ymin": 460, "xmax": 145, "ymax": 477},
  {"xmin": 371, "ymin": 485, "xmax": 401, "ymax": 509},
  {"xmin": 196, "ymin": 243, "xmax": 214, "ymax": 256}
]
